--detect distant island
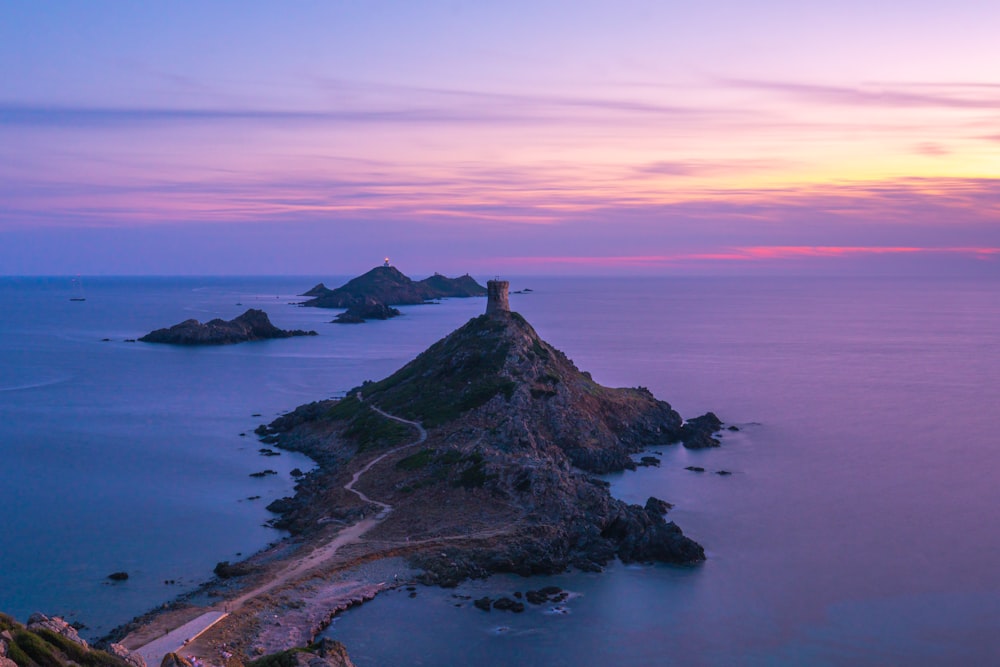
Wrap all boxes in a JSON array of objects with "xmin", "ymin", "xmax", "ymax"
[
  {"xmin": 139, "ymin": 309, "xmax": 317, "ymax": 345},
  {"xmin": 331, "ymin": 297, "xmax": 402, "ymax": 324},
  {"xmin": 300, "ymin": 265, "xmax": 486, "ymax": 322}
]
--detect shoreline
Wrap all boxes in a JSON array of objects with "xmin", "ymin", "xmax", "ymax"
[{"xmin": 112, "ymin": 406, "xmax": 513, "ymax": 665}]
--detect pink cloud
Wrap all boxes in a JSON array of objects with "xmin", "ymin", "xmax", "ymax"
[{"xmin": 500, "ymin": 246, "xmax": 1000, "ymax": 268}]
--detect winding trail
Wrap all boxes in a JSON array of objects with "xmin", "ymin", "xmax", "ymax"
[
  {"xmin": 134, "ymin": 398, "xmax": 426, "ymax": 666},
  {"xmin": 343, "ymin": 394, "xmax": 427, "ymax": 519}
]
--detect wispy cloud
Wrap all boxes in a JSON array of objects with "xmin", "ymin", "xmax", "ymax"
[
  {"xmin": 720, "ymin": 77, "xmax": 1000, "ymax": 109},
  {"xmin": 0, "ymin": 104, "xmax": 548, "ymax": 128},
  {"xmin": 914, "ymin": 142, "xmax": 950, "ymax": 156},
  {"xmin": 499, "ymin": 246, "xmax": 1000, "ymax": 268}
]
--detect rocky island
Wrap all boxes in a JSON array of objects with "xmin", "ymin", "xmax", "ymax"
[
  {"xmin": 109, "ymin": 281, "xmax": 725, "ymax": 666},
  {"xmin": 301, "ymin": 266, "xmax": 486, "ymax": 312},
  {"xmin": 139, "ymin": 309, "xmax": 317, "ymax": 345},
  {"xmin": 331, "ymin": 297, "xmax": 401, "ymax": 324}
]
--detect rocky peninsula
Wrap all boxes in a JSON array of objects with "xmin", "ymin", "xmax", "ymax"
[
  {"xmin": 108, "ymin": 281, "xmax": 725, "ymax": 666},
  {"xmin": 139, "ymin": 309, "xmax": 317, "ymax": 345}
]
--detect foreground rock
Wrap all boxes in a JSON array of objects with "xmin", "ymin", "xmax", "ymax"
[
  {"xmin": 301, "ymin": 266, "xmax": 486, "ymax": 309},
  {"xmin": 265, "ymin": 281, "xmax": 707, "ymax": 589},
  {"xmin": 0, "ymin": 611, "xmax": 145, "ymax": 667},
  {"xmin": 139, "ymin": 309, "xmax": 317, "ymax": 345}
]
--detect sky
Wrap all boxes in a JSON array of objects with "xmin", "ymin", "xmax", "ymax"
[{"xmin": 1, "ymin": 1, "xmax": 999, "ymax": 276}]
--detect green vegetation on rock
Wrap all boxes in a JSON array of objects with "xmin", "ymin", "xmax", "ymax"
[{"xmin": 358, "ymin": 315, "xmax": 516, "ymax": 427}]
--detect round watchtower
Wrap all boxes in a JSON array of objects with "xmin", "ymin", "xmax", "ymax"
[{"xmin": 486, "ymin": 279, "xmax": 510, "ymax": 315}]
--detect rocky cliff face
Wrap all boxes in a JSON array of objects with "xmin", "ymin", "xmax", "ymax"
[
  {"xmin": 265, "ymin": 309, "xmax": 712, "ymax": 584},
  {"xmin": 139, "ymin": 309, "xmax": 317, "ymax": 345}
]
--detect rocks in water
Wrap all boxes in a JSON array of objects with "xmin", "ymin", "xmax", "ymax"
[
  {"xmin": 107, "ymin": 571, "xmax": 129, "ymax": 581},
  {"xmin": 680, "ymin": 412, "xmax": 724, "ymax": 449},
  {"xmin": 727, "ymin": 425, "xmax": 740, "ymax": 431},
  {"xmin": 290, "ymin": 468, "xmax": 304, "ymax": 477},
  {"xmin": 266, "ymin": 496, "xmax": 297, "ymax": 513},
  {"xmin": 471, "ymin": 595, "xmax": 525, "ymax": 612},
  {"xmin": 685, "ymin": 466, "xmax": 706, "ymax": 472},
  {"xmin": 716, "ymin": 470, "xmax": 733, "ymax": 476},
  {"xmin": 644, "ymin": 497, "xmax": 673, "ymax": 515},
  {"xmin": 492, "ymin": 597, "xmax": 525, "ymax": 613},
  {"xmin": 638, "ymin": 456, "xmax": 661, "ymax": 467},
  {"xmin": 525, "ymin": 586, "xmax": 565, "ymax": 605},
  {"xmin": 601, "ymin": 501, "xmax": 706, "ymax": 564},
  {"xmin": 258, "ymin": 447, "xmax": 281, "ymax": 457},
  {"xmin": 139, "ymin": 309, "xmax": 317, "ymax": 345},
  {"xmin": 249, "ymin": 470, "xmax": 278, "ymax": 478},
  {"xmin": 333, "ymin": 297, "xmax": 402, "ymax": 324}
]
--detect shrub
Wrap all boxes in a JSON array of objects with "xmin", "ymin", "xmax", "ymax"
[{"xmin": 395, "ymin": 449, "xmax": 435, "ymax": 471}]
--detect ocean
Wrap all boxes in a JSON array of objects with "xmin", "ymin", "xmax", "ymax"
[{"xmin": 2, "ymin": 275, "xmax": 998, "ymax": 665}]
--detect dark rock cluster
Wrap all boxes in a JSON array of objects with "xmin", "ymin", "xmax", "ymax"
[
  {"xmin": 302, "ymin": 266, "xmax": 486, "ymax": 309},
  {"xmin": 332, "ymin": 297, "xmax": 401, "ymax": 324},
  {"xmin": 139, "ymin": 309, "xmax": 316, "ymax": 345}
]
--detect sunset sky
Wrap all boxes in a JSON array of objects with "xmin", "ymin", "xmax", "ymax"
[{"xmin": 2, "ymin": 1, "xmax": 999, "ymax": 275}]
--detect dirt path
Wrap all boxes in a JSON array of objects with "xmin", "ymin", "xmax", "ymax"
[{"xmin": 134, "ymin": 401, "xmax": 426, "ymax": 662}]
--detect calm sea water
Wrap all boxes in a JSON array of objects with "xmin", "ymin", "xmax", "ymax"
[{"xmin": 3, "ymin": 275, "xmax": 999, "ymax": 664}]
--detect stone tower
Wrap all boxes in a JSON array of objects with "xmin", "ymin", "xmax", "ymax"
[{"xmin": 486, "ymin": 279, "xmax": 510, "ymax": 315}]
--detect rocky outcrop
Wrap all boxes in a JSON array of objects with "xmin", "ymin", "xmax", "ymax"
[
  {"xmin": 0, "ymin": 612, "xmax": 134, "ymax": 667},
  {"xmin": 265, "ymin": 306, "xmax": 713, "ymax": 587},
  {"xmin": 299, "ymin": 283, "xmax": 330, "ymax": 297},
  {"xmin": 246, "ymin": 640, "xmax": 355, "ymax": 667},
  {"xmin": 680, "ymin": 412, "xmax": 724, "ymax": 449},
  {"xmin": 139, "ymin": 309, "xmax": 317, "ymax": 345},
  {"xmin": 302, "ymin": 266, "xmax": 485, "ymax": 309},
  {"xmin": 332, "ymin": 297, "xmax": 401, "ymax": 324},
  {"xmin": 26, "ymin": 613, "xmax": 88, "ymax": 648},
  {"xmin": 416, "ymin": 273, "xmax": 487, "ymax": 298},
  {"xmin": 108, "ymin": 644, "xmax": 147, "ymax": 667},
  {"xmin": 159, "ymin": 653, "xmax": 191, "ymax": 667}
]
